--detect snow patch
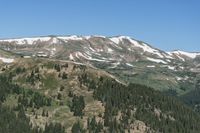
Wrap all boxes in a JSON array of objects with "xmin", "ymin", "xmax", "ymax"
[
  {"xmin": 51, "ymin": 38, "xmax": 58, "ymax": 44},
  {"xmin": 110, "ymin": 37, "xmax": 121, "ymax": 44},
  {"xmin": 76, "ymin": 52, "xmax": 109, "ymax": 62},
  {"xmin": 164, "ymin": 53, "xmax": 174, "ymax": 59},
  {"xmin": 84, "ymin": 36, "xmax": 91, "ymax": 40},
  {"xmin": 109, "ymin": 62, "xmax": 120, "ymax": 68},
  {"xmin": 168, "ymin": 66, "xmax": 175, "ymax": 70},
  {"xmin": 166, "ymin": 59, "xmax": 171, "ymax": 62},
  {"xmin": 147, "ymin": 57, "xmax": 167, "ymax": 64},
  {"xmin": 52, "ymin": 48, "xmax": 56, "ymax": 51},
  {"xmin": 0, "ymin": 57, "xmax": 14, "ymax": 63},
  {"xmin": 23, "ymin": 56, "xmax": 31, "ymax": 58},
  {"xmin": 84, "ymin": 35, "xmax": 106, "ymax": 40},
  {"xmin": 147, "ymin": 65, "xmax": 155, "ymax": 68},
  {"xmin": 88, "ymin": 46, "xmax": 96, "ymax": 52},
  {"xmin": 126, "ymin": 63, "xmax": 134, "ymax": 67},
  {"xmin": 93, "ymin": 35, "xmax": 106, "ymax": 38},
  {"xmin": 176, "ymin": 76, "xmax": 182, "ymax": 81},
  {"xmin": 179, "ymin": 66, "xmax": 184, "ymax": 70},
  {"xmin": 57, "ymin": 35, "xmax": 83, "ymax": 41},
  {"xmin": 107, "ymin": 48, "xmax": 114, "ymax": 53},
  {"xmin": 69, "ymin": 54, "xmax": 74, "ymax": 60}
]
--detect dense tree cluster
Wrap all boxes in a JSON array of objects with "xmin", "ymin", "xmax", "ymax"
[
  {"xmin": 80, "ymin": 73, "xmax": 200, "ymax": 133},
  {"xmin": 26, "ymin": 70, "xmax": 41, "ymax": 85},
  {"xmin": 0, "ymin": 76, "xmax": 22, "ymax": 102},
  {"xmin": 71, "ymin": 121, "xmax": 85, "ymax": 133},
  {"xmin": 87, "ymin": 116, "xmax": 103, "ymax": 132},
  {"xmin": 69, "ymin": 93, "xmax": 85, "ymax": 117},
  {"xmin": 0, "ymin": 104, "xmax": 65, "ymax": 133},
  {"xmin": 54, "ymin": 64, "xmax": 61, "ymax": 72},
  {"xmin": 181, "ymin": 77, "xmax": 200, "ymax": 112},
  {"xmin": 18, "ymin": 90, "xmax": 52, "ymax": 109},
  {"xmin": 15, "ymin": 67, "xmax": 26, "ymax": 74},
  {"xmin": 0, "ymin": 104, "xmax": 32, "ymax": 133},
  {"xmin": 43, "ymin": 123, "xmax": 65, "ymax": 133},
  {"xmin": 61, "ymin": 72, "xmax": 68, "ymax": 79}
]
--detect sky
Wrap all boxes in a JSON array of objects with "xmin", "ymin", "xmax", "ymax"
[{"xmin": 0, "ymin": 0, "xmax": 199, "ymax": 52}]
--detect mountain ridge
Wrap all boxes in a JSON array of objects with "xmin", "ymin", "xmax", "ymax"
[
  {"xmin": 0, "ymin": 35, "xmax": 200, "ymax": 94},
  {"xmin": 0, "ymin": 35, "xmax": 199, "ymax": 52},
  {"xmin": 0, "ymin": 35, "xmax": 200, "ymax": 58}
]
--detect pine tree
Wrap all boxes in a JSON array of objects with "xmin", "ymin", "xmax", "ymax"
[
  {"xmin": 42, "ymin": 109, "xmax": 45, "ymax": 117},
  {"xmin": 46, "ymin": 111, "xmax": 49, "ymax": 117},
  {"xmin": 62, "ymin": 72, "xmax": 68, "ymax": 79},
  {"xmin": 71, "ymin": 121, "xmax": 82, "ymax": 133}
]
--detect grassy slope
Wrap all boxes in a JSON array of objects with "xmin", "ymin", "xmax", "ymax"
[
  {"xmin": 2, "ymin": 58, "xmax": 107, "ymax": 132},
  {"xmin": 106, "ymin": 60, "xmax": 197, "ymax": 96}
]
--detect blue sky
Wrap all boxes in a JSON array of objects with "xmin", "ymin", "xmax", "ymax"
[{"xmin": 0, "ymin": 0, "xmax": 199, "ymax": 52}]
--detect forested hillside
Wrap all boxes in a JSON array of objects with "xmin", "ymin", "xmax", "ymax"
[
  {"xmin": 0, "ymin": 58, "xmax": 200, "ymax": 133},
  {"xmin": 81, "ymin": 73, "xmax": 200, "ymax": 133},
  {"xmin": 0, "ymin": 76, "xmax": 65, "ymax": 133}
]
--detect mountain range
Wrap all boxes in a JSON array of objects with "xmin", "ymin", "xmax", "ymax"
[{"xmin": 0, "ymin": 35, "xmax": 200, "ymax": 93}]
